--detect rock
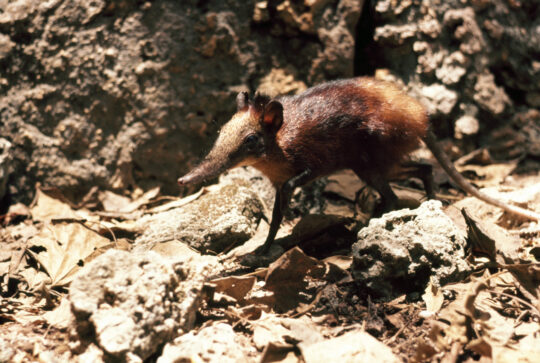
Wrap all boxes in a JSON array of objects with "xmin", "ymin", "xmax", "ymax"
[
  {"xmin": 435, "ymin": 51, "xmax": 468, "ymax": 85},
  {"xmin": 367, "ymin": 0, "xmax": 540, "ymax": 145},
  {"xmin": 0, "ymin": 338, "xmax": 15, "ymax": 362},
  {"xmin": 351, "ymin": 200, "xmax": 471, "ymax": 298},
  {"xmin": 420, "ymin": 84, "xmax": 458, "ymax": 116},
  {"xmin": 158, "ymin": 323, "xmax": 251, "ymax": 363},
  {"xmin": 252, "ymin": 315, "xmax": 324, "ymax": 351},
  {"xmin": 442, "ymin": 7, "xmax": 485, "ymax": 55},
  {"xmin": 256, "ymin": 68, "xmax": 307, "ymax": 98},
  {"xmin": 0, "ymin": 34, "xmax": 15, "ymax": 60},
  {"xmin": 525, "ymin": 92, "xmax": 540, "ymax": 108},
  {"xmin": 219, "ymin": 166, "xmax": 276, "ymax": 217},
  {"xmin": 299, "ymin": 330, "xmax": 401, "ymax": 363},
  {"xmin": 374, "ymin": 24, "xmax": 418, "ymax": 45},
  {"xmin": 454, "ymin": 115, "xmax": 479, "ymax": 139},
  {"xmin": 473, "ymin": 73, "xmax": 510, "ymax": 115},
  {"xmin": 1, "ymin": 0, "xmax": 363, "ymax": 205},
  {"xmin": 69, "ymin": 250, "xmax": 217, "ymax": 361},
  {"xmin": 134, "ymin": 179, "xmax": 264, "ymax": 253}
]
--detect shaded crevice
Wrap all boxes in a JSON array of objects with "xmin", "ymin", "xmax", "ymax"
[{"xmin": 353, "ymin": 0, "xmax": 376, "ymax": 76}]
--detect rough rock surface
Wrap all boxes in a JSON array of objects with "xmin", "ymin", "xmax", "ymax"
[
  {"xmin": 134, "ymin": 179, "xmax": 264, "ymax": 253},
  {"xmin": 351, "ymin": 200, "xmax": 471, "ymax": 298},
  {"xmin": 366, "ymin": 0, "xmax": 540, "ymax": 140},
  {"xmin": 0, "ymin": 0, "xmax": 362, "ymax": 204},
  {"xmin": 219, "ymin": 166, "xmax": 276, "ymax": 215},
  {"xmin": 69, "ymin": 249, "xmax": 217, "ymax": 362},
  {"xmin": 158, "ymin": 323, "xmax": 252, "ymax": 363},
  {"xmin": 299, "ymin": 330, "xmax": 401, "ymax": 363}
]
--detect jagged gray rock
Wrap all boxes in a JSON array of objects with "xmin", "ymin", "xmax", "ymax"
[
  {"xmin": 0, "ymin": 0, "xmax": 363, "ymax": 204},
  {"xmin": 134, "ymin": 179, "xmax": 264, "ymax": 253},
  {"xmin": 69, "ymin": 249, "xmax": 217, "ymax": 362},
  {"xmin": 351, "ymin": 200, "xmax": 471, "ymax": 298},
  {"xmin": 158, "ymin": 323, "xmax": 251, "ymax": 363}
]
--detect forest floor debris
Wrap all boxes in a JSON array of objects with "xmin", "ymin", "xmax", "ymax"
[{"xmin": 1, "ymin": 165, "xmax": 539, "ymax": 362}]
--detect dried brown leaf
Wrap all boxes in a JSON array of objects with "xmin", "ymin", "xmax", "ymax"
[
  {"xmin": 260, "ymin": 342, "xmax": 298, "ymax": 363},
  {"xmin": 325, "ymin": 170, "xmax": 366, "ymax": 202},
  {"xmin": 501, "ymin": 263, "xmax": 540, "ymax": 311},
  {"xmin": 43, "ymin": 297, "xmax": 71, "ymax": 329},
  {"xmin": 462, "ymin": 208, "xmax": 523, "ymax": 264},
  {"xmin": 147, "ymin": 188, "xmax": 205, "ymax": 214},
  {"xmin": 98, "ymin": 190, "xmax": 132, "ymax": 212},
  {"xmin": 462, "ymin": 208, "xmax": 497, "ymax": 261},
  {"xmin": 413, "ymin": 341, "xmax": 438, "ymax": 363},
  {"xmin": 30, "ymin": 188, "xmax": 80, "ymax": 222},
  {"xmin": 28, "ymin": 222, "xmax": 111, "ymax": 287},
  {"xmin": 422, "ymin": 279, "xmax": 444, "ymax": 314},
  {"xmin": 211, "ymin": 275, "xmax": 257, "ymax": 303},
  {"xmin": 265, "ymin": 247, "xmax": 326, "ymax": 313},
  {"xmin": 150, "ymin": 240, "xmax": 200, "ymax": 258},
  {"xmin": 456, "ymin": 160, "xmax": 518, "ymax": 188},
  {"xmin": 227, "ymin": 304, "xmax": 266, "ymax": 320},
  {"xmin": 323, "ymin": 255, "xmax": 353, "ymax": 271},
  {"xmin": 99, "ymin": 186, "xmax": 160, "ymax": 213}
]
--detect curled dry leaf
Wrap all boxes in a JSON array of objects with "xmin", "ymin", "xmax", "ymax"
[
  {"xmin": 147, "ymin": 188, "xmax": 205, "ymax": 214},
  {"xmin": 30, "ymin": 188, "xmax": 81, "ymax": 222},
  {"xmin": 455, "ymin": 159, "xmax": 518, "ymax": 188},
  {"xmin": 28, "ymin": 222, "xmax": 111, "ymax": 287},
  {"xmin": 99, "ymin": 186, "xmax": 160, "ymax": 214},
  {"xmin": 501, "ymin": 262, "xmax": 540, "ymax": 312},
  {"xmin": 462, "ymin": 208, "xmax": 523, "ymax": 263},
  {"xmin": 264, "ymin": 247, "xmax": 326, "ymax": 313},
  {"xmin": 462, "ymin": 208, "xmax": 497, "ymax": 261},
  {"xmin": 422, "ymin": 278, "xmax": 444, "ymax": 314},
  {"xmin": 323, "ymin": 255, "xmax": 353, "ymax": 271},
  {"xmin": 42, "ymin": 297, "xmax": 71, "ymax": 329},
  {"xmin": 211, "ymin": 275, "xmax": 257, "ymax": 303}
]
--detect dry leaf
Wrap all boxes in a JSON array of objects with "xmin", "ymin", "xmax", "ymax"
[
  {"xmin": 265, "ymin": 248, "xmax": 325, "ymax": 313},
  {"xmin": 30, "ymin": 188, "xmax": 80, "ymax": 222},
  {"xmin": 211, "ymin": 275, "xmax": 257, "ymax": 303},
  {"xmin": 422, "ymin": 279, "xmax": 444, "ymax": 314},
  {"xmin": 467, "ymin": 338, "xmax": 492, "ymax": 358},
  {"xmin": 462, "ymin": 208, "xmax": 497, "ymax": 261},
  {"xmin": 19, "ymin": 267, "xmax": 51, "ymax": 291},
  {"xmin": 99, "ymin": 186, "xmax": 160, "ymax": 213},
  {"xmin": 462, "ymin": 208, "xmax": 522, "ymax": 264},
  {"xmin": 325, "ymin": 170, "xmax": 366, "ymax": 202},
  {"xmin": 413, "ymin": 341, "xmax": 438, "ymax": 362},
  {"xmin": 456, "ymin": 160, "xmax": 518, "ymax": 188},
  {"xmin": 150, "ymin": 240, "xmax": 200, "ymax": 258},
  {"xmin": 260, "ymin": 342, "xmax": 298, "ymax": 363},
  {"xmin": 99, "ymin": 191, "xmax": 132, "ymax": 212},
  {"xmin": 43, "ymin": 297, "xmax": 71, "ymax": 329},
  {"xmin": 323, "ymin": 255, "xmax": 353, "ymax": 271},
  {"xmin": 147, "ymin": 188, "xmax": 205, "ymax": 214},
  {"xmin": 501, "ymin": 263, "xmax": 540, "ymax": 311},
  {"xmin": 28, "ymin": 222, "xmax": 111, "ymax": 287},
  {"xmin": 227, "ymin": 304, "xmax": 267, "ymax": 320}
]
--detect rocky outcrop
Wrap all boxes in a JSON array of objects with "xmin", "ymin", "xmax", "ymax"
[
  {"xmin": 351, "ymin": 201, "xmax": 471, "ymax": 298},
  {"xmin": 365, "ymin": 0, "xmax": 540, "ymax": 139},
  {"xmin": 1, "ymin": 0, "xmax": 538, "ymax": 206},
  {"xmin": 0, "ymin": 0, "xmax": 362, "ymax": 204}
]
